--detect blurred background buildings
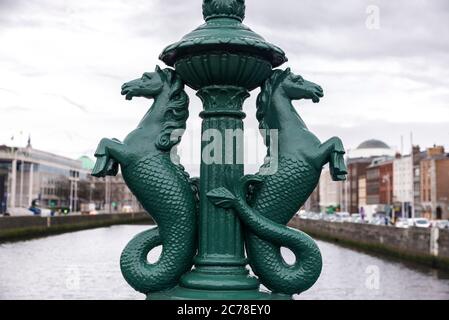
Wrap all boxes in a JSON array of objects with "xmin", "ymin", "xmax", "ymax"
[
  {"xmin": 1, "ymin": 137, "xmax": 448, "ymax": 220},
  {"xmin": 319, "ymin": 139, "xmax": 449, "ymax": 221},
  {"xmin": 0, "ymin": 141, "xmax": 140, "ymax": 215}
]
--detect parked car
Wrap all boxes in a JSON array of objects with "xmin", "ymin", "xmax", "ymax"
[
  {"xmin": 308, "ymin": 212, "xmax": 321, "ymax": 221},
  {"xmin": 29, "ymin": 200, "xmax": 53, "ymax": 217},
  {"xmin": 323, "ymin": 214, "xmax": 337, "ymax": 222},
  {"xmin": 350, "ymin": 214, "xmax": 363, "ymax": 223},
  {"xmin": 369, "ymin": 217, "xmax": 385, "ymax": 226},
  {"xmin": 4, "ymin": 207, "xmax": 34, "ymax": 217},
  {"xmin": 336, "ymin": 212, "xmax": 351, "ymax": 223},
  {"xmin": 431, "ymin": 220, "xmax": 449, "ymax": 229},
  {"xmin": 395, "ymin": 218, "xmax": 410, "ymax": 229},
  {"xmin": 122, "ymin": 205, "xmax": 134, "ymax": 213},
  {"xmin": 408, "ymin": 218, "xmax": 431, "ymax": 228},
  {"xmin": 81, "ymin": 203, "xmax": 98, "ymax": 215},
  {"xmin": 298, "ymin": 211, "xmax": 308, "ymax": 220}
]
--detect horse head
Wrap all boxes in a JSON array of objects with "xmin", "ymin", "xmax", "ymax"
[
  {"xmin": 121, "ymin": 66, "xmax": 165, "ymax": 100},
  {"xmin": 279, "ymin": 68, "xmax": 324, "ymax": 103},
  {"xmin": 257, "ymin": 68, "xmax": 324, "ymax": 133}
]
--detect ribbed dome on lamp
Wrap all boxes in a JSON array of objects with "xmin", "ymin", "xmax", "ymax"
[
  {"xmin": 202, "ymin": 0, "xmax": 246, "ymax": 21},
  {"xmin": 160, "ymin": 0, "xmax": 287, "ymax": 90}
]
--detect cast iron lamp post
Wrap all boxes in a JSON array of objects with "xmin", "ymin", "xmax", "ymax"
[{"xmin": 92, "ymin": 0, "xmax": 347, "ymax": 300}]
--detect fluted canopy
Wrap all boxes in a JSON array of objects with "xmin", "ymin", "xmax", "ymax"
[
  {"xmin": 160, "ymin": 0, "xmax": 287, "ymax": 88},
  {"xmin": 202, "ymin": 0, "xmax": 246, "ymax": 21}
]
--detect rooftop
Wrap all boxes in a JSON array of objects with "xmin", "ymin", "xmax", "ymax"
[
  {"xmin": 0, "ymin": 145, "xmax": 84, "ymax": 171},
  {"xmin": 348, "ymin": 139, "xmax": 396, "ymax": 159},
  {"xmin": 357, "ymin": 139, "xmax": 390, "ymax": 150}
]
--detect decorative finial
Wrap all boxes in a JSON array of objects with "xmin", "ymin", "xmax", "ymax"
[{"xmin": 202, "ymin": 0, "xmax": 246, "ymax": 22}]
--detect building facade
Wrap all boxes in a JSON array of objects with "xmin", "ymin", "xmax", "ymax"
[
  {"xmin": 342, "ymin": 139, "xmax": 395, "ymax": 214},
  {"xmin": 358, "ymin": 176, "xmax": 367, "ymax": 209},
  {"xmin": 393, "ymin": 155, "xmax": 413, "ymax": 217},
  {"xmin": 411, "ymin": 146, "xmax": 426, "ymax": 218},
  {"xmin": 0, "ymin": 145, "xmax": 87, "ymax": 212},
  {"xmin": 420, "ymin": 146, "xmax": 449, "ymax": 220},
  {"xmin": 318, "ymin": 139, "xmax": 396, "ymax": 215},
  {"xmin": 346, "ymin": 158, "xmax": 373, "ymax": 214},
  {"xmin": 319, "ymin": 166, "xmax": 343, "ymax": 212},
  {"xmin": 318, "ymin": 141, "xmax": 449, "ymax": 221},
  {"xmin": 366, "ymin": 156, "xmax": 395, "ymax": 216},
  {"xmin": 0, "ymin": 145, "xmax": 140, "ymax": 214},
  {"xmin": 304, "ymin": 184, "xmax": 320, "ymax": 213}
]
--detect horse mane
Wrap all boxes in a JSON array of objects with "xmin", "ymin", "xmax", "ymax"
[
  {"xmin": 256, "ymin": 69, "xmax": 290, "ymax": 146},
  {"xmin": 155, "ymin": 68, "xmax": 189, "ymax": 151}
]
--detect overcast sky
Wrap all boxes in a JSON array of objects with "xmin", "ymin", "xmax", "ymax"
[{"xmin": 1, "ymin": 0, "xmax": 448, "ymax": 172}]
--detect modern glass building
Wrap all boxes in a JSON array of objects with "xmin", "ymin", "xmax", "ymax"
[
  {"xmin": 0, "ymin": 145, "xmax": 139, "ymax": 214},
  {"xmin": 0, "ymin": 145, "xmax": 88, "ymax": 213}
]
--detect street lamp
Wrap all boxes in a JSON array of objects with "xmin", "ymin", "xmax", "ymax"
[
  {"xmin": 91, "ymin": 0, "xmax": 347, "ymax": 300},
  {"xmin": 382, "ymin": 174, "xmax": 393, "ymax": 224}
]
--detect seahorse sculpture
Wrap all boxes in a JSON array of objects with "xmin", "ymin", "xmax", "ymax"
[
  {"xmin": 208, "ymin": 68, "xmax": 347, "ymax": 295},
  {"xmin": 91, "ymin": 66, "xmax": 197, "ymax": 294}
]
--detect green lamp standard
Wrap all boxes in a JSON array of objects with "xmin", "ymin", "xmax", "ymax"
[{"xmin": 92, "ymin": 0, "xmax": 347, "ymax": 300}]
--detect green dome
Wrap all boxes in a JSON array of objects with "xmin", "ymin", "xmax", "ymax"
[{"xmin": 78, "ymin": 156, "xmax": 95, "ymax": 170}]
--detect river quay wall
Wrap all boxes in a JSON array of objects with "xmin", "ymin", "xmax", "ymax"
[
  {"xmin": 0, "ymin": 212, "xmax": 153, "ymax": 243},
  {"xmin": 289, "ymin": 216, "xmax": 449, "ymax": 271}
]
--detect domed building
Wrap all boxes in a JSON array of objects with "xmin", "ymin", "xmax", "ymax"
[
  {"xmin": 345, "ymin": 139, "xmax": 396, "ymax": 214},
  {"xmin": 347, "ymin": 139, "xmax": 396, "ymax": 159},
  {"xmin": 319, "ymin": 139, "xmax": 396, "ymax": 215},
  {"xmin": 78, "ymin": 156, "xmax": 95, "ymax": 171}
]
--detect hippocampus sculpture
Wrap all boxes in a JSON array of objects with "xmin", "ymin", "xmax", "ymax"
[
  {"xmin": 91, "ymin": 66, "xmax": 197, "ymax": 294},
  {"xmin": 208, "ymin": 68, "xmax": 347, "ymax": 295}
]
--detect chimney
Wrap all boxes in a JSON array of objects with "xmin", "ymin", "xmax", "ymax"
[{"xmin": 426, "ymin": 145, "xmax": 445, "ymax": 157}]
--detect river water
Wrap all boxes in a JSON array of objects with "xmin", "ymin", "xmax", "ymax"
[{"xmin": 1, "ymin": 225, "xmax": 449, "ymax": 300}]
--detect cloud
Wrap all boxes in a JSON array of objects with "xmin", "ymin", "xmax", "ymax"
[
  {"xmin": 56, "ymin": 95, "xmax": 90, "ymax": 113},
  {"xmin": 0, "ymin": 0, "xmax": 448, "ymax": 161}
]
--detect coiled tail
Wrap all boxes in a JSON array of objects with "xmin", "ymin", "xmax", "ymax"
[
  {"xmin": 120, "ymin": 226, "xmax": 195, "ymax": 294},
  {"xmin": 119, "ymin": 154, "xmax": 197, "ymax": 294},
  {"xmin": 120, "ymin": 227, "xmax": 165, "ymax": 293},
  {"xmin": 207, "ymin": 175, "xmax": 322, "ymax": 295}
]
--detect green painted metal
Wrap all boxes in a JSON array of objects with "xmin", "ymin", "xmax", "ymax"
[
  {"xmin": 92, "ymin": 67, "xmax": 198, "ymax": 294},
  {"xmin": 208, "ymin": 69, "xmax": 347, "ymax": 295},
  {"xmin": 92, "ymin": 0, "xmax": 347, "ymax": 300}
]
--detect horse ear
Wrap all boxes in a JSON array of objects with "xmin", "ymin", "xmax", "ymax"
[
  {"xmin": 155, "ymin": 65, "xmax": 162, "ymax": 72},
  {"xmin": 285, "ymin": 67, "xmax": 291, "ymax": 74}
]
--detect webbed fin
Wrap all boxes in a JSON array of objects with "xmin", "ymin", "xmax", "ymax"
[{"xmin": 207, "ymin": 188, "xmax": 237, "ymax": 209}]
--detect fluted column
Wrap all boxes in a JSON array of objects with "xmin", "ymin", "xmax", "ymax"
[
  {"xmin": 197, "ymin": 86, "xmax": 247, "ymax": 263},
  {"xmin": 180, "ymin": 85, "xmax": 259, "ymax": 291}
]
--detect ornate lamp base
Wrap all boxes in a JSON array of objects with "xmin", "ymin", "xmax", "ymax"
[
  {"xmin": 91, "ymin": 0, "xmax": 346, "ymax": 299},
  {"xmin": 148, "ymin": 286, "xmax": 291, "ymax": 300}
]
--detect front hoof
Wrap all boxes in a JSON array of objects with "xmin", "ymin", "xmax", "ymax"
[
  {"xmin": 92, "ymin": 155, "xmax": 109, "ymax": 177},
  {"xmin": 333, "ymin": 173, "xmax": 347, "ymax": 181}
]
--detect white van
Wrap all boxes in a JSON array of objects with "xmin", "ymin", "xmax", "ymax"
[
  {"xmin": 4, "ymin": 207, "xmax": 34, "ymax": 217},
  {"xmin": 408, "ymin": 218, "xmax": 431, "ymax": 228}
]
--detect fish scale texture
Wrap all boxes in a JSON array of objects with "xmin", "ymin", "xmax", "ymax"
[
  {"xmin": 246, "ymin": 155, "xmax": 322, "ymax": 294},
  {"xmin": 252, "ymin": 156, "xmax": 319, "ymax": 224},
  {"xmin": 120, "ymin": 153, "xmax": 197, "ymax": 294}
]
